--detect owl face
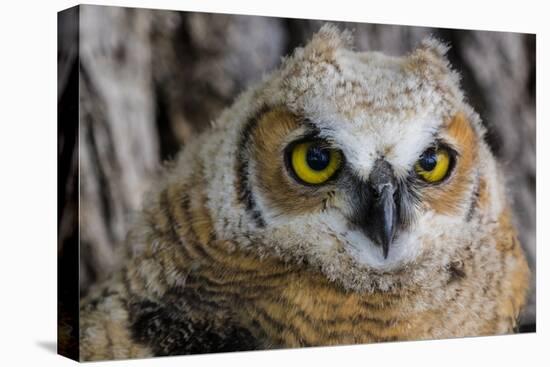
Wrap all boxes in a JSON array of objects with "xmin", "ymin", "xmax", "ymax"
[{"xmin": 202, "ymin": 25, "xmax": 501, "ymax": 291}]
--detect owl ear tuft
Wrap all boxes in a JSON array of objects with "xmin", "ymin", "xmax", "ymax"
[
  {"xmin": 417, "ymin": 37, "xmax": 450, "ymax": 59},
  {"xmin": 408, "ymin": 36, "xmax": 452, "ymax": 67},
  {"xmin": 406, "ymin": 36, "xmax": 455, "ymax": 77},
  {"xmin": 303, "ymin": 23, "xmax": 354, "ymax": 57}
]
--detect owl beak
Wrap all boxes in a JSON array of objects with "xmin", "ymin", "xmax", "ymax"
[
  {"xmin": 362, "ymin": 159, "xmax": 398, "ymax": 259},
  {"xmin": 368, "ymin": 181, "xmax": 397, "ymax": 259}
]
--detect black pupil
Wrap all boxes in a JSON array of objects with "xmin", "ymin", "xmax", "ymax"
[
  {"xmin": 306, "ymin": 145, "xmax": 331, "ymax": 171},
  {"xmin": 419, "ymin": 149, "xmax": 438, "ymax": 171}
]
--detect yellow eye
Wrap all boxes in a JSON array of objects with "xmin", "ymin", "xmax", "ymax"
[
  {"xmin": 414, "ymin": 147, "xmax": 451, "ymax": 183},
  {"xmin": 289, "ymin": 141, "xmax": 342, "ymax": 185}
]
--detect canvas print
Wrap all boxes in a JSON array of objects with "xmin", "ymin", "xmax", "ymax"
[{"xmin": 57, "ymin": 4, "xmax": 536, "ymax": 362}]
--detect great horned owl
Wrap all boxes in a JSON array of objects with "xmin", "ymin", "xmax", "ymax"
[{"xmin": 79, "ymin": 25, "xmax": 530, "ymax": 361}]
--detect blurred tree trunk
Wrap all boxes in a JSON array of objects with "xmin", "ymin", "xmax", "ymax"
[
  {"xmin": 58, "ymin": 5, "xmax": 535, "ymax": 326},
  {"xmin": 77, "ymin": 6, "xmax": 161, "ymax": 289}
]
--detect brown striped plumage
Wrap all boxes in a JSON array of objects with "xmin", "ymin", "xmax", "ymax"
[{"xmin": 79, "ymin": 25, "xmax": 530, "ymax": 361}]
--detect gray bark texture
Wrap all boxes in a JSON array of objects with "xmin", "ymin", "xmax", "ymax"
[{"xmin": 58, "ymin": 5, "xmax": 536, "ymax": 327}]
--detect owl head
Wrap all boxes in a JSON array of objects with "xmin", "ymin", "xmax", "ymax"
[{"xmin": 188, "ymin": 25, "xmax": 506, "ymax": 292}]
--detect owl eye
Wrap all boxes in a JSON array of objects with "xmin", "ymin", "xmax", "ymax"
[
  {"xmin": 414, "ymin": 147, "xmax": 452, "ymax": 183},
  {"xmin": 288, "ymin": 140, "xmax": 343, "ymax": 185}
]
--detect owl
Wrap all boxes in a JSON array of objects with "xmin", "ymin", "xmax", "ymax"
[{"xmin": 78, "ymin": 25, "xmax": 530, "ymax": 361}]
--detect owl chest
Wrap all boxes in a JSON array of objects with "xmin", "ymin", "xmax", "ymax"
[
  {"xmin": 190, "ymin": 253, "xmax": 434, "ymax": 347},
  {"xmin": 180, "ymin": 238, "xmax": 507, "ymax": 347},
  {"xmin": 236, "ymin": 275, "xmax": 438, "ymax": 347}
]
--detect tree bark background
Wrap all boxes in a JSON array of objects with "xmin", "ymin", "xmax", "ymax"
[{"xmin": 58, "ymin": 5, "xmax": 536, "ymax": 327}]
